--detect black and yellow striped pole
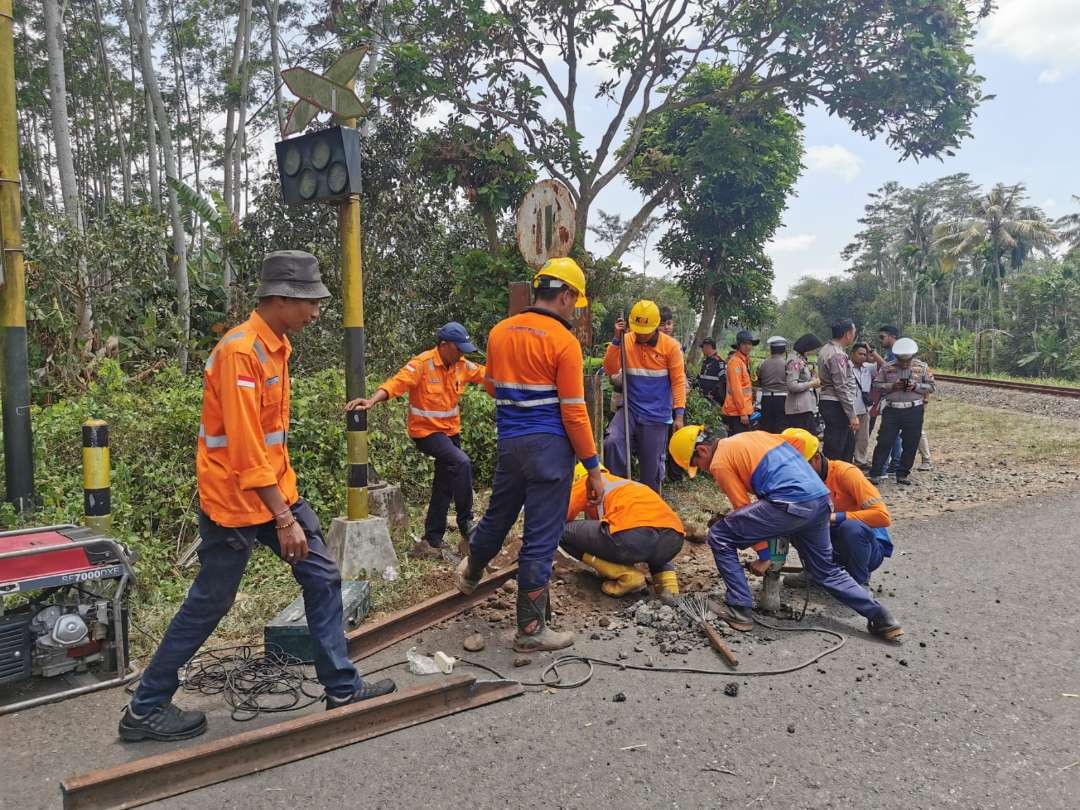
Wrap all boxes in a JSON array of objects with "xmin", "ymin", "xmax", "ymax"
[
  {"xmin": 0, "ymin": 0, "xmax": 34, "ymax": 513},
  {"xmin": 341, "ymin": 171, "xmax": 367, "ymax": 520},
  {"xmin": 82, "ymin": 420, "xmax": 111, "ymax": 532}
]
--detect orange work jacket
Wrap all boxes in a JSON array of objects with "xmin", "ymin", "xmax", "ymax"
[
  {"xmin": 566, "ymin": 471, "xmax": 685, "ymax": 536},
  {"xmin": 378, "ymin": 348, "xmax": 486, "ymax": 438},
  {"xmin": 722, "ymin": 351, "xmax": 754, "ymax": 417}
]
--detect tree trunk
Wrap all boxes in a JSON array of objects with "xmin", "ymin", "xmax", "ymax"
[
  {"xmin": 44, "ymin": 0, "xmax": 93, "ymax": 344},
  {"xmin": 235, "ymin": 2, "xmax": 252, "ymax": 215},
  {"xmin": 92, "ymin": 0, "xmax": 131, "ymax": 207},
  {"xmin": 481, "ymin": 208, "xmax": 500, "ymax": 255},
  {"xmin": 222, "ymin": 0, "xmax": 252, "ymax": 217},
  {"xmin": 129, "ymin": 0, "xmax": 190, "ymax": 370},
  {"xmin": 265, "ymin": 0, "xmax": 285, "ymax": 134},
  {"xmin": 686, "ymin": 287, "xmax": 717, "ymax": 369},
  {"xmin": 144, "ymin": 87, "xmax": 159, "ymax": 213}
]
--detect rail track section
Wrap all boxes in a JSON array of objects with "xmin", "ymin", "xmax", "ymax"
[{"xmin": 934, "ymin": 374, "xmax": 1080, "ymax": 399}]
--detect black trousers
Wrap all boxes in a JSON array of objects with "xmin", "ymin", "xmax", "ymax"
[
  {"xmin": 820, "ymin": 400, "xmax": 855, "ymax": 462},
  {"xmin": 870, "ymin": 405, "xmax": 924, "ymax": 479},
  {"xmin": 561, "ymin": 521, "xmax": 684, "ymax": 573},
  {"xmin": 759, "ymin": 396, "xmax": 787, "ymax": 433},
  {"xmin": 785, "ymin": 411, "xmax": 818, "ymax": 435},
  {"xmin": 723, "ymin": 415, "xmax": 751, "ymax": 436},
  {"xmin": 413, "ymin": 432, "xmax": 473, "ymax": 546}
]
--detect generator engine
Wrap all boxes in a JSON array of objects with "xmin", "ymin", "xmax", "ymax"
[{"xmin": 0, "ymin": 525, "xmax": 136, "ymax": 711}]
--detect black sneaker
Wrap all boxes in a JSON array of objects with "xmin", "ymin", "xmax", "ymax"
[
  {"xmin": 895, "ymin": 476, "xmax": 912, "ymax": 486},
  {"xmin": 118, "ymin": 702, "xmax": 207, "ymax": 742},
  {"xmin": 868, "ymin": 610, "xmax": 904, "ymax": 642},
  {"xmin": 868, "ymin": 474, "xmax": 883, "ymax": 485},
  {"xmin": 325, "ymin": 678, "xmax": 397, "ymax": 709}
]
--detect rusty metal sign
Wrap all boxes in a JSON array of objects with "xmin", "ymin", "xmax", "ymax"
[
  {"xmin": 281, "ymin": 47, "xmax": 368, "ymax": 136},
  {"xmin": 516, "ymin": 179, "xmax": 576, "ymax": 269}
]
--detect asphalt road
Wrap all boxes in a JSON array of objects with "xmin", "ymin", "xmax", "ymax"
[{"xmin": 3, "ymin": 490, "xmax": 1078, "ymax": 809}]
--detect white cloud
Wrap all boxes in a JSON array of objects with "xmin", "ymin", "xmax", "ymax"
[
  {"xmin": 984, "ymin": 0, "xmax": 1080, "ymax": 74},
  {"xmin": 1042, "ymin": 198, "xmax": 1058, "ymax": 211},
  {"xmin": 767, "ymin": 233, "xmax": 817, "ymax": 253},
  {"xmin": 804, "ymin": 145, "xmax": 863, "ymax": 183}
]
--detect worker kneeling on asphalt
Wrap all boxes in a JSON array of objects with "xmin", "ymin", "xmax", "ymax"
[
  {"xmin": 667, "ymin": 425, "xmax": 903, "ymax": 641},
  {"xmin": 120, "ymin": 252, "xmax": 395, "ymax": 743},
  {"xmin": 781, "ymin": 428, "xmax": 894, "ymax": 587},
  {"xmin": 456, "ymin": 258, "xmax": 603, "ymax": 653},
  {"xmin": 562, "ymin": 463, "xmax": 684, "ymax": 599},
  {"xmin": 346, "ymin": 322, "xmax": 486, "ymax": 559}
]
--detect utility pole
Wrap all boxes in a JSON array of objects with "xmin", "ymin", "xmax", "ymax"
[
  {"xmin": 0, "ymin": 0, "xmax": 35, "ymax": 512},
  {"xmin": 340, "ymin": 139, "xmax": 368, "ymax": 520}
]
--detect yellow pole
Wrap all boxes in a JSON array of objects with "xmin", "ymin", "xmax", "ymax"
[
  {"xmin": 82, "ymin": 419, "xmax": 112, "ymax": 532},
  {"xmin": 0, "ymin": 0, "xmax": 34, "ymax": 512},
  {"xmin": 341, "ymin": 89, "xmax": 367, "ymax": 520}
]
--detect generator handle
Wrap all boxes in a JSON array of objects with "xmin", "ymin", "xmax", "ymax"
[{"xmin": 0, "ymin": 537, "xmax": 137, "ymax": 581}]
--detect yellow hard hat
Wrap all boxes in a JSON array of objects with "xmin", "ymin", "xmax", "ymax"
[
  {"xmin": 534, "ymin": 257, "xmax": 588, "ymax": 308},
  {"xmin": 668, "ymin": 424, "xmax": 706, "ymax": 478},
  {"xmin": 781, "ymin": 428, "xmax": 820, "ymax": 461},
  {"xmin": 628, "ymin": 300, "xmax": 661, "ymax": 335}
]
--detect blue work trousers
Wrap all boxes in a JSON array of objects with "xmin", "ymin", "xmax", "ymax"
[
  {"xmin": 131, "ymin": 500, "xmax": 362, "ymax": 713},
  {"xmin": 830, "ymin": 519, "xmax": 885, "ymax": 587},
  {"xmin": 413, "ymin": 432, "xmax": 473, "ymax": 547},
  {"xmin": 603, "ymin": 408, "xmax": 669, "ymax": 494},
  {"xmin": 707, "ymin": 495, "xmax": 885, "ymax": 621},
  {"xmin": 469, "ymin": 433, "xmax": 574, "ymax": 591}
]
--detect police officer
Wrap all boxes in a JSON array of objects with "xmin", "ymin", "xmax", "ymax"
[
  {"xmin": 785, "ymin": 333, "xmax": 822, "ymax": 433},
  {"xmin": 868, "ymin": 338, "xmax": 935, "ymax": 485},
  {"xmin": 818, "ymin": 319, "xmax": 859, "ymax": 462},
  {"xmin": 756, "ymin": 336, "xmax": 789, "ymax": 432},
  {"xmin": 695, "ymin": 337, "xmax": 726, "ymax": 404}
]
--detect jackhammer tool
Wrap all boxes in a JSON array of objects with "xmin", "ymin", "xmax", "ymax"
[{"xmin": 759, "ymin": 536, "xmax": 791, "ymax": 613}]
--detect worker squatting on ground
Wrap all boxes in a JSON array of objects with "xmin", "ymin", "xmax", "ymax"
[
  {"xmin": 756, "ymin": 336, "xmax": 789, "ymax": 433},
  {"xmin": 695, "ymin": 337, "xmax": 726, "ymax": 404},
  {"xmin": 722, "ymin": 330, "xmax": 757, "ymax": 435},
  {"xmin": 869, "ymin": 338, "xmax": 936, "ymax": 486},
  {"xmin": 667, "ymin": 426, "xmax": 904, "ymax": 641},
  {"xmin": 818, "ymin": 319, "xmax": 860, "ymax": 462},
  {"xmin": 603, "ymin": 299, "xmax": 687, "ymax": 493},
  {"xmin": 346, "ymin": 323, "xmax": 485, "ymax": 559},
  {"xmin": 561, "ymin": 464, "xmax": 684, "ymax": 598},
  {"xmin": 781, "ymin": 428, "xmax": 894, "ymax": 587},
  {"xmin": 785, "ymin": 333, "xmax": 823, "ymax": 433},
  {"xmin": 455, "ymin": 257, "xmax": 603, "ymax": 653},
  {"xmin": 119, "ymin": 252, "xmax": 395, "ymax": 743}
]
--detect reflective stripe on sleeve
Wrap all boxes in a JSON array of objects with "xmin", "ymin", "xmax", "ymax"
[
  {"xmin": 264, "ymin": 430, "xmax": 287, "ymax": 446},
  {"xmin": 409, "ymin": 406, "xmax": 460, "ymax": 419},
  {"xmin": 560, "ymin": 397, "xmax": 586, "ymax": 405},
  {"xmin": 198, "ymin": 424, "xmax": 228, "ymax": 448}
]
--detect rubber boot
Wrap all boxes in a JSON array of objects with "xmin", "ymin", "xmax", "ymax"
[
  {"xmin": 582, "ymin": 553, "xmax": 646, "ymax": 597},
  {"xmin": 513, "ymin": 585, "xmax": 574, "ymax": 653},
  {"xmin": 648, "ymin": 570, "xmax": 673, "ymax": 609},
  {"xmin": 454, "ymin": 556, "xmax": 485, "ymax": 595}
]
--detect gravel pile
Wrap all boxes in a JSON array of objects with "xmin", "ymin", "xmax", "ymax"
[{"xmin": 935, "ymin": 381, "xmax": 1080, "ymax": 420}]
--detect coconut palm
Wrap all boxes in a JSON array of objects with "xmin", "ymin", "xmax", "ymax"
[{"xmin": 1056, "ymin": 195, "xmax": 1080, "ymax": 253}]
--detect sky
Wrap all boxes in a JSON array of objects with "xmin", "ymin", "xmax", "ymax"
[{"xmin": 582, "ymin": 0, "xmax": 1080, "ymax": 300}]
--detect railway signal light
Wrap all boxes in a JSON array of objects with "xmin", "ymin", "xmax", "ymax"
[{"xmin": 275, "ymin": 126, "xmax": 361, "ymax": 205}]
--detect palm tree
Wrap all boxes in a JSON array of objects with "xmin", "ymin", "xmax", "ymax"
[
  {"xmin": 934, "ymin": 183, "xmax": 1057, "ymax": 324},
  {"xmin": 1056, "ymin": 195, "xmax": 1080, "ymax": 253}
]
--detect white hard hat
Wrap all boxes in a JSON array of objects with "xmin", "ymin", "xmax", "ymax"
[
  {"xmin": 893, "ymin": 337, "xmax": 918, "ymax": 357},
  {"xmin": 766, "ymin": 335, "xmax": 787, "ymax": 347}
]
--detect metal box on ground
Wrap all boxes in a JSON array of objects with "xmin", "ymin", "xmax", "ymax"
[{"xmin": 263, "ymin": 580, "xmax": 371, "ymax": 663}]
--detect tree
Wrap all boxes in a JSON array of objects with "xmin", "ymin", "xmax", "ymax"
[
  {"xmin": 1056, "ymin": 195, "xmax": 1080, "ymax": 255},
  {"xmin": 624, "ymin": 65, "xmax": 800, "ymax": 365},
  {"xmin": 371, "ymin": 0, "xmax": 990, "ymax": 257}
]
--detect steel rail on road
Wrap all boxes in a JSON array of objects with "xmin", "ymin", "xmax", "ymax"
[
  {"xmin": 346, "ymin": 563, "xmax": 519, "ymax": 661},
  {"xmin": 61, "ymin": 675, "xmax": 523, "ymax": 810},
  {"xmin": 935, "ymin": 373, "xmax": 1080, "ymax": 399}
]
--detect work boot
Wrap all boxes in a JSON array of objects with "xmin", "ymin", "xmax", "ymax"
[
  {"xmin": 582, "ymin": 553, "xmax": 646, "ymax": 597},
  {"xmin": 868, "ymin": 609, "xmax": 904, "ymax": 642},
  {"xmin": 895, "ymin": 475, "xmax": 912, "ymax": 486},
  {"xmin": 118, "ymin": 702, "xmax": 207, "ymax": 742},
  {"xmin": 454, "ymin": 556, "xmax": 484, "ymax": 595},
  {"xmin": 325, "ymin": 678, "xmax": 398, "ymax": 709},
  {"xmin": 408, "ymin": 538, "xmax": 443, "ymax": 560},
  {"xmin": 721, "ymin": 603, "xmax": 754, "ymax": 632},
  {"xmin": 652, "ymin": 570, "xmax": 680, "ymax": 604},
  {"xmin": 513, "ymin": 585, "xmax": 574, "ymax": 653}
]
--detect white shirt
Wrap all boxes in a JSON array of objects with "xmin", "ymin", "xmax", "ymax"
[{"xmin": 853, "ymin": 363, "xmax": 873, "ymax": 416}]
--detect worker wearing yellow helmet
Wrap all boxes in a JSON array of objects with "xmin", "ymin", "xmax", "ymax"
[
  {"xmin": 561, "ymin": 463, "xmax": 684, "ymax": 599},
  {"xmin": 781, "ymin": 428, "xmax": 894, "ymax": 588},
  {"xmin": 668, "ymin": 424, "xmax": 903, "ymax": 641},
  {"xmin": 456, "ymin": 256, "xmax": 602, "ymax": 654},
  {"xmin": 602, "ymin": 299, "xmax": 687, "ymax": 493}
]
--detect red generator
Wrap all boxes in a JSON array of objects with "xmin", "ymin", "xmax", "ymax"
[{"xmin": 0, "ymin": 524, "xmax": 138, "ymax": 715}]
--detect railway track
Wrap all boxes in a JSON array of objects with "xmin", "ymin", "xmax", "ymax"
[{"xmin": 934, "ymin": 373, "xmax": 1080, "ymax": 399}]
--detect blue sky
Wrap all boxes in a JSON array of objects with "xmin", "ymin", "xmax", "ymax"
[{"xmin": 589, "ymin": 0, "xmax": 1080, "ymax": 299}]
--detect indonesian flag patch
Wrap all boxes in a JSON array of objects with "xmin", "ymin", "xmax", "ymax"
[{"xmin": 237, "ymin": 375, "xmax": 256, "ymax": 389}]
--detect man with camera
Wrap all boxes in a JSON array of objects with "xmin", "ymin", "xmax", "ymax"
[{"xmin": 867, "ymin": 338, "xmax": 935, "ymax": 486}]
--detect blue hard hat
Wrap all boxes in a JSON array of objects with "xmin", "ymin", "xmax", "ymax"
[{"xmin": 437, "ymin": 322, "xmax": 477, "ymax": 353}]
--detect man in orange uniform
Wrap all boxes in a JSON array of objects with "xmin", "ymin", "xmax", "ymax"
[
  {"xmin": 722, "ymin": 330, "xmax": 757, "ymax": 435},
  {"xmin": 781, "ymin": 428, "xmax": 894, "ymax": 587},
  {"xmin": 603, "ymin": 299, "xmax": 687, "ymax": 493},
  {"xmin": 667, "ymin": 425, "xmax": 902, "ymax": 640},
  {"xmin": 456, "ymin": 258, "xmax": 603, "ymax": 653},
  {"xmin": 346, "ymin": 322, "xmax": 485, "ymax": 559},
  {"xmin": 562, "ymin": 464, "xmax": 684, "ymax": 598},
  {"xmin": 120, "ymin": 252, "xmax": 394, "ymax": 743}
]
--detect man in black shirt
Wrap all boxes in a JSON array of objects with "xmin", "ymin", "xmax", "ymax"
[{"xmin": 695, "ymin": 337, "xmax": 726, "ymax": 404}]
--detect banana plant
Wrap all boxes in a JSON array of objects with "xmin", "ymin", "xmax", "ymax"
[{"xmin": 167, "ymin": 178, "xmax": 239, "ymax": 308}]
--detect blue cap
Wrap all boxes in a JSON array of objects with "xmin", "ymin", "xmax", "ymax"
[{"xmin": 436, "ymin": 322, "xmax": 477, "ymax": 353}]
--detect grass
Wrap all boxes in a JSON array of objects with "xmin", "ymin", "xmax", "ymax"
[{"xmin": 933, "ymin": 369, "xmax": 1080, "ymax": 389}]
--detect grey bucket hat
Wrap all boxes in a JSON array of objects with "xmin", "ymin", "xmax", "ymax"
[{"xmin": 256, "ymin": 250, "xmax": 331, "ymax": 300}]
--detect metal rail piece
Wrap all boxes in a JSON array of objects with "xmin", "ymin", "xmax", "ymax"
[
  {"xmin": 935, "ymin": 373, "xmax": 1080, "ymax": 399},
  {"xmin": 346, "ymin": 563, "xmax": 519, "ymax": 661},
  {"xmin": 61, "ymin": 675, "xmax": 523, "ymax": 810}
]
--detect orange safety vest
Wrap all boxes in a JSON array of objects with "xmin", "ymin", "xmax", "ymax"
[
  {"xmin": 567, "ymin": 471, "xmax": 685, "ymax": 536},
  {"xmin": 378, "ymin": 348, "xmax": 486, "ymax": 438},
  {"xmin": 825, "ymin": 460, "xmax": 891, "ymax": 528},
  {"xmin": 722, "ymin": 352, "xmax": 754, "ymax": 416},
  {"xmin": 197, "ymin": 311, "xmax": 297, "ymax": 528}
]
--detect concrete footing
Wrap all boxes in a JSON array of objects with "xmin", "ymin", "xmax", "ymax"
[
  {"xmin": 366, "ymin": 483, "xmax": 409, "ymax": 537},
  {"xmin": 326, "ymin": 515, "xmax": 399, "ymax": 581}
]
